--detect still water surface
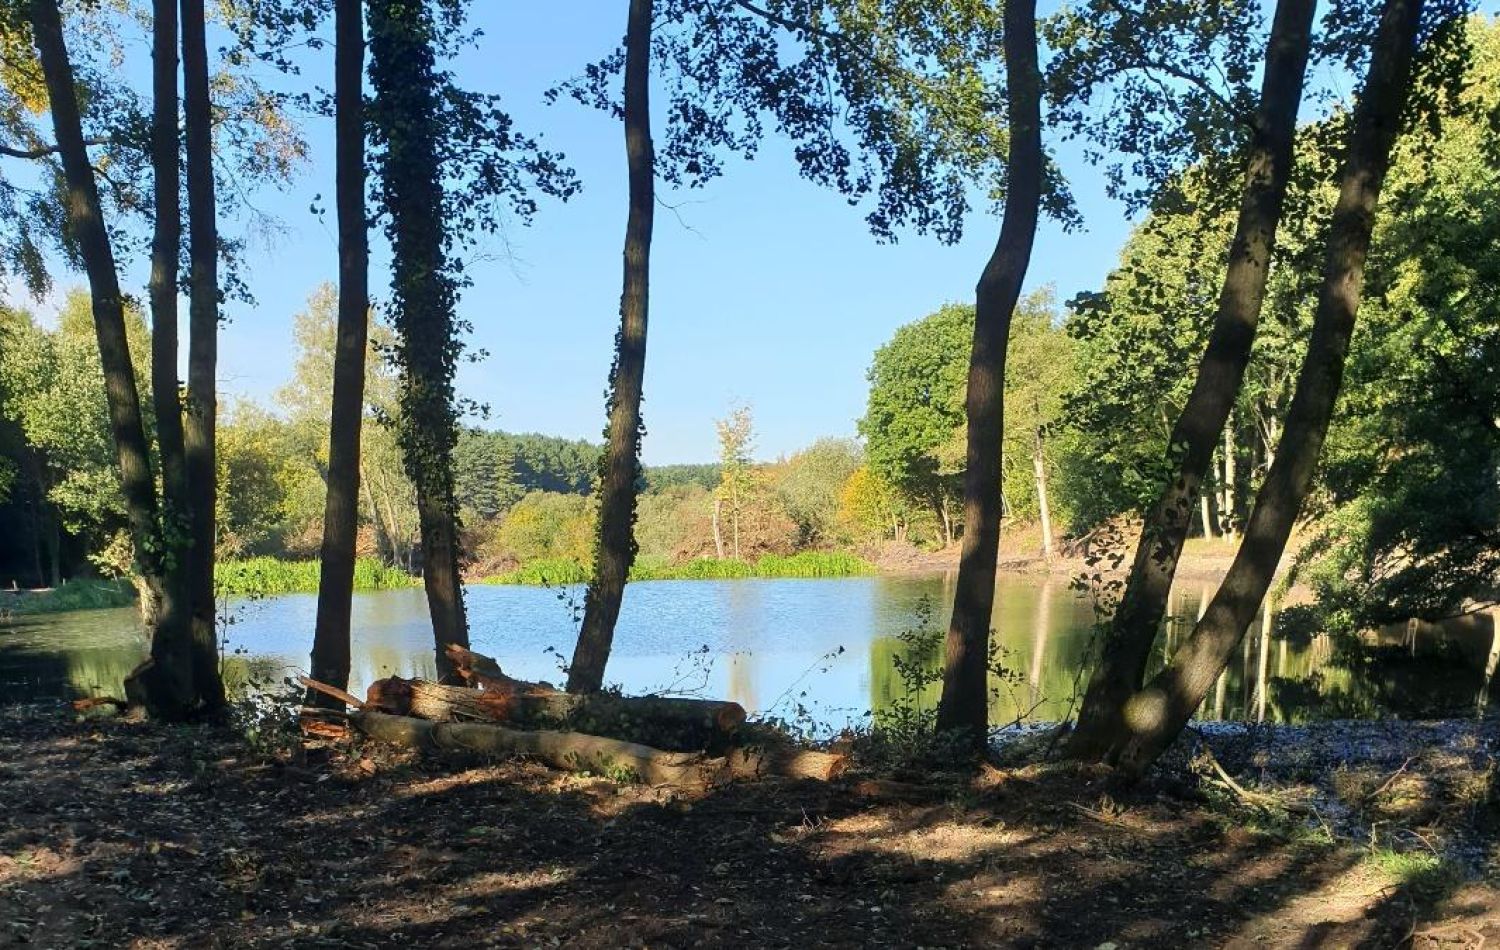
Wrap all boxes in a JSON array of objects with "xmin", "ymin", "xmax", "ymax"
[{"xmin": 1, "ymin": 575, "xmax": 1489, "ymax": 725}]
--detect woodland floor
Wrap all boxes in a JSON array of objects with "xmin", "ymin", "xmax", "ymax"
[{"xmin": 0, "ymin": 704, "xmax": 1497, "ymax": 949}]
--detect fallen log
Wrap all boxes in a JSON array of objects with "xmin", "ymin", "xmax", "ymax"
[
  {"xmin": 349, "ymin": 711, "xmax": 848, "ymax": 786},
  {"xmin": 364, "ymin": 658, "xmax": 745, "ymax": 751},
  {"xmin": 444, "ymin": 644, "xmax": 746, "ymax": 734}
]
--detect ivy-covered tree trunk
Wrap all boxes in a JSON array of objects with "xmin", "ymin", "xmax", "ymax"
[
  {"xmin": 1101, "ymin": 0, "xmax": 1426, "ymax": 776},
  {"xmin": 569, "ymin": 0, "xmax": 655, "ymax": 694},
  {"xmin": 368, "ymin": 0, "xmax": 470, "ymax": 666},
  {"xmin": 1069, "ymin": 0, "xmax": 1317, "ymax": 761},
  {"xmin": 934, "ymin": 0, "xmax": 1043, "ymax": 746},
  {"xmin": 180, "ymin": 0, "xmax": 225, "ymax": 712},
  {"xmin": 146, "ymin": 0, "xmax": 196, "ymax": 707},
  {"xmin": 30, "ymin": 0, "xmax": 196, "ymax": 716},
  {"xmin": 308, "ymin": 0, "xmax": 370, "ymax": 708}
]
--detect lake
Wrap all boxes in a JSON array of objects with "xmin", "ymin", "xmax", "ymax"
[{"xmin": 2, "ymin": 574, "xmax": 1494, "ymax": 727}]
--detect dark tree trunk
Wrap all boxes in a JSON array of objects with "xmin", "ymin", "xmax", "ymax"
[
  {"xmin": 147, "ymin": 0, "xmax": 196, "ymax": 707},
  {"xmin": 367, "ymin": 0, "xmax": 470, "ymax": 668},
  {"xmin": 934, "ymin": 0, "xmax": 1043, "ymax": 745},
  {"xmin": 1069, "ymin": 0, "xmax": 1317, "ymax": 760},
  {"xmin": 1101, "ymin": 0, "xmax": 1426, "ymax": 776},
  {"xmin": 308, "ymin": 0, "xmax": 370, "ymax": 708},
  {"xmin": 30, "ymin": 0, "xmax": 198, "ymax": 715},
  {"xmin": 180, "ymin": 0, "xmax": 225, "ymax": 711},
  {"xmin": 569, "ymin": 0, "xmax": 655, "ymax": 694}
]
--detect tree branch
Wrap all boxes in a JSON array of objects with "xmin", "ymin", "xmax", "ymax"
[{"xmin": 0, "ymin": 135, "xmax": 113, "ymax": 160}]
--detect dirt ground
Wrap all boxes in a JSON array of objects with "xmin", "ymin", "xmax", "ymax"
[{"xmin": 0, "ymin": 703, "xmax": 1496, "ymax": 949}]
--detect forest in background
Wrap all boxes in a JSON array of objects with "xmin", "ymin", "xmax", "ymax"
[{"xmin": 7, "ymin": 17, "xmax": 1498, "ymax": 641}]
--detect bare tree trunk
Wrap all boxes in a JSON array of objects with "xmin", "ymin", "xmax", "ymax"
[
  {"xmin": 308, "ymin": 0, "xmax": 370, "ymax": 708},
  {"xmin": 712, "ymin": 496, "xmax": 725, "ymax": 559},
  {"xmin": 1200, "ymin": 490, "xmax": 1215, "ymax": 539},
  {"xmin": 180, "ymin": 0, "xmax": 225, "ymax": 711},
  {"xmin": 358, "ymin": 460, "xmax": 392, "ymax": 563},
  {"xmin": 147, "ymin": 0, "xmax": 197, "ymax": 709},
  {"xmin": 569, "ymin": 0, "xmax": 655, "ymax": 694},
  {"xmin": 1103, "ymin": 0, "xmax": 1426, "ymax": 775},
  {"xmin": 1069, "ymin": 0, "xmax": 1316, "ymax": 760},
  {"xmin": 1222, "ymin": 411, "xmax": 1238, "ymax": 539},
  {"xmin": 1033, "ymin": 426, "xmax": 1053, "ymax": 561},
  {"xmin": 935, "ymin": 0, "xmax": 1043, "ymax": 745}
]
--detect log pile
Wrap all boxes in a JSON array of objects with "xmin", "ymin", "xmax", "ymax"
[{"xmin": 298, "ymin": 645, "xmax": 847, "ymax": 787}]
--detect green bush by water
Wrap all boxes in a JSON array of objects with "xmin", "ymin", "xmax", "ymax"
[
  {"xmin": 3, "ymin": 578, "xmax": 137, "ymax": 614},
  {"xmin": 481, "ymin": 550, "xmax": 873, "ymax": 585},
  {"xmin": 215, "ymin": 557, "xmax": 414, "ymax": 596}
]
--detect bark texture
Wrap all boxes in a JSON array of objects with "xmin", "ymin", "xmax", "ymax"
[
  {"xmin": 1070, "ymin": 0, "xmax": 1317, "ymax": 760},
  {"xmin": 31, "ymin": 0, "xmax": 197, "ymax": 716},
  {"xmin": 935, "ymin": 0, "xmax": 1043, "ymax": 742},
  {"xmin": 1103, "ymin": 0, "xmax": 1426, "ymax": 776},
  {"xmin": 570, "ymin": 0, "xmax": 655, "ymax": 694},
  {"xmin": 180, "ymin": 0, "xmax": 225, "ymax": 711},
  {"xmin": 145, "ymin": 0, "xmax": 196, "ymax": 712},
  {"xmin": 367, "ymin": 0, "xmax": 470, "ymax": 665},
  {"xmin": 308, "ymin": 0, "xmax": 370, "ymax": 708}
]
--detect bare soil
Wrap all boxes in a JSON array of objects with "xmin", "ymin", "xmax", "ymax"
[{"xmin": 0, "ymin": 704, "xmax": 1496, "ymax": 949}]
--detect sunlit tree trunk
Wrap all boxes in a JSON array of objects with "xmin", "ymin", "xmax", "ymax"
[
  {"xmin": 1069, "ymin": 0, "xmax": 1317, "ymax": 760},
  {"xmin": 935, "ymin": 0, "xmax": 1043, "ymax": 746},
  {"xmin": 308, "ymin": 0, "xmax": 370, "ymax": 707},
  {"xmin": 712, "ymin": 497, "xmax": 725, "ymax": 558},
  {"xmin": 1104, "ymin": 0, "xmax": 1427, "ymax": 775},
  {"xmin": 368, "ymin": 0, "xmax": 470, "ymax": 669},
  {"xmin": 570, "ymin": 0, "xmax": 655, "ymax": 694},
  {"xmin": 1222, "ymin": 412, "xmax": 1238, "ymax": 539},
  {"xmin": 1033, "ymin": 425, "xmax": 1053, "ymax": 561},
  {"xmin": 31, "ymin": 0, "xmax": 197, "ymax": 715},
  {"xmin": 180, "ymin": 0, "xmax": 225, "ymax": 711}
]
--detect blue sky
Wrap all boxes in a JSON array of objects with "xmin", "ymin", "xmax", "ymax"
[
  {"xmin": 21, "ymin": 4, "xmax": 1145, "ymax": 465},
  {"xmin": 187, "ymin": 4, "xmax": 1138, "ymax": 465}
]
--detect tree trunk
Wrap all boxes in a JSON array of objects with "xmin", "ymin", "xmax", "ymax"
[
  {"xmin": 935, "ymin": 0, "xmax": 1043, "ymax": 746},
  {"xmin": 1069, "ymin": 0, "xmax": 1317, "ymax": 760},
  {"xmin": 1033, "ymin": 426, "xmax": 1053, "ymax": 561},
  {"xmin": 367, "ymin": 0, "xmax": 470, "ymax": 670},
  {"xmin": 1200, "ymin": 489, "xmax": 1215, "ymax": 539},
  {"xmin": 1103, "ymin": 0, "xmax": 1426, "ymax": 775},
  {"xmin": 569, "ymin": 0, "xmax": 655, "ymax": 695},
  {"xmin": 1222, "ymin": 411, "xmax": 1238, "ymax": 539},
  {"xmin": 358, "ymin": 459, "xmax": 392, "ymax": 562},
  {"xmin": 712, "ymin": 496, "xmax": 725, "ymax": 559},
  {"xmin": 30, "ymin": 0, "xmax": 197, "ymax": 716},
  {"xmin": 308, "ymin": 0, "xmax": 370, "ymax": 708},
  {"xmin": 147, "ymin": 0, "xmax": 197, "ymax": 710},
  {"xmin": 180, "ymin": 0, "xmax": 225, "ymax": 712}
]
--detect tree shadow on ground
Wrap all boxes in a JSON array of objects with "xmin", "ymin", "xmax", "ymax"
[{"xmin": 0, "ymin": 704, "xmax": 1493, "ymax": 948}]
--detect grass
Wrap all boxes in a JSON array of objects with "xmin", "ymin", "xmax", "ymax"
[
  {"xmin": 1366, "ymin": 848, "xmax": 1466, "ymax": 901},
  {"xmin": 1, "ymin": 578, "xmax": 137, "ymax": 615},
  {"xmin": 215, "ymin": 556, "xmax": 415, "ymax": 596},
  {"xmin": 481, "ymin": 550, "xmax": 875, "ymax": 585}
]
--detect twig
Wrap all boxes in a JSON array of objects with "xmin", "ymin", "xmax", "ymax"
[
  {"xmin": 1363, "ymin": 755, "xmax": 1418, "ymax": 804},
  {"xmin": 297, "ymin": 676, "xmax": 365, "ymax": 710}
]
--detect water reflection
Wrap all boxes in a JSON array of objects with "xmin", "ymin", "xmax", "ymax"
[{"xmin": 1, "ymin": 575, "xmax": 1493, "ymax": 726}]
